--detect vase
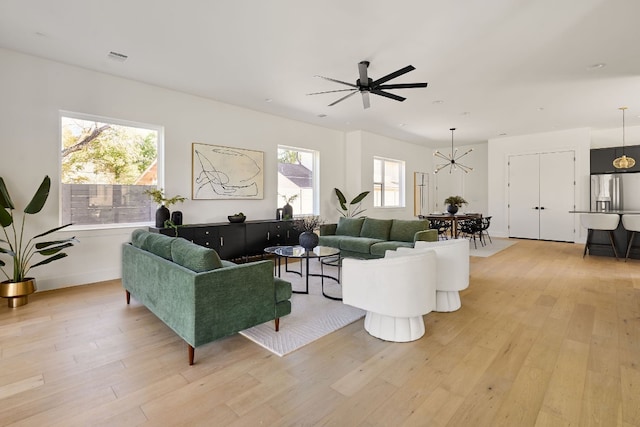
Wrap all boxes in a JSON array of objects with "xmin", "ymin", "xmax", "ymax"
[
  {"xmin": 0, "ymin": 278, "xmax": 36, "ymax": 308},
  {"xmin": 282, "ymin": 203, "xmax": 293, "ymax": 220},
  {"xmin": 155, "ymin": 205, "xmax": 170, "ymax": 228},
  {"xmin": 447, "ymin": 204, "xmax": 459, "ymax": 215},
  {"xmin": 299, "ymin": 231, "xmax": 319, "ymax": 251},
  {"xmin": 171, "ymin": 211, "xmax": 183, "ymax": 225}
]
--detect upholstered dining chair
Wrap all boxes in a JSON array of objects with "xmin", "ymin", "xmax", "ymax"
[
  {"xmin": 341, "ymin": 250, "xmax": 437, "ymax": 342},
  {"xmin": 621, "ymin": 214, "xmax": 640, "ymax": 261},
  {"xmin": 580, "ymin": 213, "xmax": 620, "ymax": 259}
]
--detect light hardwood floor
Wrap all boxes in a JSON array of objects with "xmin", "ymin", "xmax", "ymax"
[{"xmin": 0, "ymin": 239, "xmax": 638, "ymax": 426}]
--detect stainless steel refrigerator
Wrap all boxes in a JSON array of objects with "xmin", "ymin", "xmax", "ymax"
[{"xmin": 591, "ymin": 173, "xmax": 640, "ymax": 211}]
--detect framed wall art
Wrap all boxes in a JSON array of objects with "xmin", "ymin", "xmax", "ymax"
[
  {"xmin": 192, "ymin": 143, "xmax": 264, "ymax": 200},
  {"xmin": 414, "ymin": 171, "xmax": 429, "ymax": 217}
]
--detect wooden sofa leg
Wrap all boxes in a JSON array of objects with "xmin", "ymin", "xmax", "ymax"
[
  {"xmin": 275, "ymin": 318, "xmax": 280, "ymax": 332},
  {"xmin": 125, "ymin": 290, "xmax": 130, "ymax": 304},
  {"xmin": 188, "ymin": 345, "xmax": 195, "ymax": 365}
]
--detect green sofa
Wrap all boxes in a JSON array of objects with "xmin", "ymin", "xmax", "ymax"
[
  {"xmin": 122, "ymin": 229, "xmax": 292, "ymax": 365},
  {"xmin": 318, "ymin": 217, "xmax": 437, "ymax": 259}
]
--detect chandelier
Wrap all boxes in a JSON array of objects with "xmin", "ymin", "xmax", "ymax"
[
  {"xmin": 613, "ymin": 107, "xmax": 636, "ymax": 169},
  {"xmin": 434, "ymin": 128, "xmax": 473, "ymax": 174}
]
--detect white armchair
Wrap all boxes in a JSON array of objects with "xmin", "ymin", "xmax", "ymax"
[
  {"xmin": 341, "ymin": 250, "xmax": 437, "ymax": 342},
  {"xmin": 388, "ymin": 238, "xmax": 469, "ymax": 312}
]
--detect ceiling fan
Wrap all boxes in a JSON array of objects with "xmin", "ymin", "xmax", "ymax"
[{"xmin": 307, "ymin": 60, "xmax": 428, "ymax": 109}]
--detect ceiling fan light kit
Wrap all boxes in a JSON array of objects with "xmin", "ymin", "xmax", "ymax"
[
  {"xmin": 308, "ymin": 60, "xmax": 428, "ymax": 109},
  {"xmin": 434, "ymin": 128, "xmax": 473, "ymax": 174},
  {"xmin": 613, "ymin": 106, "xmax": 636, "ymax": 169}
]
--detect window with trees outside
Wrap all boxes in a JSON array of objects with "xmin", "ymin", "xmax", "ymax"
[
  {"xmin": 60, "ymin": 112, "xmax": 161, "ymax": 227},
  {"xmin": 373, "ymin": 156, "xmax": 405, "ymax": 208},
  {"xmin": 277, "ymin": 146, "xmax": 318, "ymax": 216}
]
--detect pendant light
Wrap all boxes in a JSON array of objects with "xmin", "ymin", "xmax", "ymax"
[
  {"xmin": 613, "ymin": 106, "xmax": 636, "ymax": 169},
  {"xmin": 434, "ymin": 128, "xmax": 473, "ymax": 173}
]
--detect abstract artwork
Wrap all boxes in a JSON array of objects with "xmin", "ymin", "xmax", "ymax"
[
  {"xmin": 414, "ymin": 172, "xmax": 429, "ymax": 217},
  {"xmin": 192, "ymin": 143, "xmax": 264, "ymax": 200}
]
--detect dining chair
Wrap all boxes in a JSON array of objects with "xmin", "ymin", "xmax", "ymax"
[
  {"xmin": 621, "ymin": 214, "xmax": 640, "ymax": 261},
  {"xmin": 580, "ymin": 213, "xmax": 620, "ymax": 259}
]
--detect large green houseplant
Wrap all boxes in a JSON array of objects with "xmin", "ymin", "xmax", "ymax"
[
  {"xmin": 0, "ymin": 176, "xmax": 77, "ymax": 307},
  {"xmin": 334, "ymin": 188, "xmax": 370, "ymax": 218}
]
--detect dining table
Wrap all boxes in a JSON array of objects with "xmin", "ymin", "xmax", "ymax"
[{"xmin": 422, "ymin": 213, "xmax": 482, "ymax": 238}]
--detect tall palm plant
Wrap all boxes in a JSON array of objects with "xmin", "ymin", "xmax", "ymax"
[{"xmin": 0, "ymin": 176, "xmax": 77, "ymax": 282}]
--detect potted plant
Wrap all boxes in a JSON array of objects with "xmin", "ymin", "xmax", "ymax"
[
  {"xmin": 334, "ymin": 188, "xmax": 370, "ymax": 218},
  {"xmin": 144, "ymin": 188, "xmax": 186, "ymax": 228},
  {"xmin": 444, "ymin": 195, "xmax": 468, "ymax": 214},
  {"xmin": 279, "ymin": 193, "xmax": 298, "ymax": 219},
  {"xmin": 294, "ymin": 215, "xmax": 324, "ymax": 250},
  {"xmin": 0, "ymin": 176, "xmax": 77, "ymax": 307}
]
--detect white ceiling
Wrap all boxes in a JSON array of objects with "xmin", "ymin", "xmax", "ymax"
[{"xmin": 1, "ymin": 0, "xmax": 640, "ymax": 147}]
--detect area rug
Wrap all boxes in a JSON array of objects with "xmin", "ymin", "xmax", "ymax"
[
  {"xmin": 468, "ymin": 237, "xmax": 517, "ymax": 257},
  {"xmin": 239, "ymin": 261, "xmax": 365, "ymax": 356}
]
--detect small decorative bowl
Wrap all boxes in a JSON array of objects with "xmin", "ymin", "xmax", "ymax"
[{"xmin": 228, "ymin": 215, "xmax": 246, "ymax": 223}]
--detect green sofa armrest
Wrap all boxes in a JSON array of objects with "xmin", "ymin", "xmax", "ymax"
[
  {"xmin": 414, "ymin": 229, "xmax": 438, "ymax": 243},
  {"xmin": 320, "ymin": 223, "xmax": 337, "ymax": 236}
]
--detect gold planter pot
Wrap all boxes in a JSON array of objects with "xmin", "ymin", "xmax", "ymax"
[{"xmin": 0, "ymin": 278, "xmax": 36, "ymax": 308}]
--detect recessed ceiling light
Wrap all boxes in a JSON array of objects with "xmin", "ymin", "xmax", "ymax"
[
  {"xmin": 432, "ymin": 100, "xmax": 444, "ymax": 104},
  {"xmin": 498, "ymin": 133, "xmax": 508, "ymax": 136},
  {"xmin": 537, "ymin": 107, "xmax": 545, "ymax": 111},
  {"xmin": 399, "ymin": 123, "xmax": 407, "ymax": 127},
  {"xmin": 317, "ymin": 114, "xmax": 327, "ymax": 118},
  {"xmin": 265, "ymin": 98, "xmax": 273, "ymax": 103},
  {"xmin": 587, "ymin": 63, "xmax": 606, "ymax": 70},
  {"xmin": 461, "ymin": 112, "xmax": 470, "ymax": 116},
  {"xmin": 107, "ymin": 51, "xmax": 128, "ymax": 62}
]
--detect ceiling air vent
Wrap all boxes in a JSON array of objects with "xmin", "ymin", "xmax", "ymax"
[{"xmin": 107, "ymin": 51, "xmax": 128, "ymax": 62}]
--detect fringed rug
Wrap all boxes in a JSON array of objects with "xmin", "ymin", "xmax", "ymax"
[{"xmin": 239, "ymin": 260, "xmax": 364, "ymax": 356}]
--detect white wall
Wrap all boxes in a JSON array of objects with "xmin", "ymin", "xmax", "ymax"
[
  {"xmin": 0, "ymin": 48, "xmax": 346, "ymax": 291},
  {"xmin": 487, "ymin": 128, "xmax": 591, "ymax": 240}
]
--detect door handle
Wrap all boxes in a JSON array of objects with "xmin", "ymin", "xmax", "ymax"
[
  {"xmin": 540, "ymin": 207, "xmax": 546, "ymax": 210},
  {"xmin": 533, "ymin": 207, "xmax": 539, "ymax": 210}
]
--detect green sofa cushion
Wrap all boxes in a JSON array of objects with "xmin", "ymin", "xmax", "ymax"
[
  {"xmin": 370, "ymin": 241, "xmax": 414, "ymax": 257},
  {"xmin": 335, "ymin": 217, "xmax": 365, "ymax": 237},
  {"xmin": 141, "ymin": 232, "xmax": 174, "ymax": 260},
  {"xmin": 360, "ymin": 218, "xmax": 392, "ymax": 240},
  {"xmin": 389, "ymin": 219, "xmax": 430, "ymax": 242},
  {"xmin": 339, "ymin": 236, "xmax": 383, "ymax": 253},
  {"xmin": 131, "ymin": 229, "xmax": 149, "ymax": 248},
  {"xmin": 317, "ymin": 235, "xmax": 345, "ymax": 249},
  {"xmin": 171, "ymin": 237, "xmax": 223, "ymax": 272}
]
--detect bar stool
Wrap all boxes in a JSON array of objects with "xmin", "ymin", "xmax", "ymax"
[
  {"xmin": 580, "ymin": 213, "xmax": 620, "ymax": 259},
  {"xmin": 622, "ymin": 214, "xmax": 640, "ymax": 261}
]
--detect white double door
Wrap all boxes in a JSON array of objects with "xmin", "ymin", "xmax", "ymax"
[{"xmin": 508, "ymin": 151, "xmax": 575, "ymax": 242}]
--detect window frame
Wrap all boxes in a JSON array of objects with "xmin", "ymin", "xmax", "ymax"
[
  {"xmin": 59, "ymin": 110, "xmax": 164, "ymax": 230},
  {"xmin": 277, "ymin": 145, "xmax": 319, "ymax": 216},
  {"xmin": 373, "ymin": 156, "xmax": 405, "ymax": 208}
]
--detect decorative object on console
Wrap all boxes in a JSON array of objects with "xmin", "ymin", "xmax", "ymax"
[
  {"xmin": 444, "ymin": 195, "xmax": 468, "ymax": 215},
  {"xmin": 0, "ymin": 176, "xmax": 77, "ymax": 307},
  {"xmin": 295, "ymin": 216, "xmax": 324, "ymax": 251},
  {"xmin": 192, "ymin": 143, "xmax": 264, "ymax": 200},
  {"xmin": 280, "ymin": 193, "xmax": 297, "ymax": 219},
  {"xmin": 434, "ymin": 128, "xmax": 473, "ymax": 174},
  {"xmin": 613, "ymin": 107, "xmax": 636, "ymax": 169},
  {"xmin": 334, "ymin": 188, "xmax": 370, "ymax": 218},
  {"xmin": 144, "ymin": 188, "xmax": 186, "ymax": 228},
  {"xmin": 227, "ymin": 212, "xmax": 246, "ymax": 223},
  {"xmin": 170, "ymin": 211, "xmax": 183, "ymax": 226}
]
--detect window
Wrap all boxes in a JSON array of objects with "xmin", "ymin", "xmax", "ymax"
[
  {"xmin": 277, "ymin": 146, "xmax": 318, "ymax": 216},
  {"xmin": 373, "ymin": 156, "xmax": 404, "ymax": 207},
  {"xmin": 60, "ymin": 112, "xmax": 162, "ymax": 227}
]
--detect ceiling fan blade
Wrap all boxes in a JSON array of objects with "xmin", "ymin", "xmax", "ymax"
[
  {"xmin": 362, "ymin": 91, "xmax": 371, "ymax": 109},
  {"xmin": 371, "ymin": 89, "xmax": 406, "ymax": 102},
  {"xmin": 315, "ymin": 75, "xmax": 357, "ymax": 88},
  {"xmin": 370, "ymin": 65, "xmax": 415, "ymax": 87},
  {"xmin": 307, "ymin": 88, "xmax": 360, "ymax": 96},
  {"xmin": 377, "ymin": 82, "xmax": 428, "ymax": 90},
  {"xmin": 358, "ymin": 61, "xmax": 369, "ymax": 87},
  {"xmin": 328, "ymin": 90, "xmax": 358, "ymax": 106}
]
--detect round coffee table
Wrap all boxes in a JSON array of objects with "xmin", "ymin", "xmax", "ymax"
[{"xmin": 274, "ymin": 245, "xmax": 341, "ymax": 299}]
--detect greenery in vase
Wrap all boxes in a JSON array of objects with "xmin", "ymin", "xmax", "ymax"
[
  {"xmin": 0, "ymin": 176, "xmax": 77, "ymax": 283},
  {"xmin": 294, "ymin": 216, "xmax": 324, "ymax": 232},
  {"xmin": 444, "ymin": 195, "xmax": 468, "ymax": 207},
  {"xmin": 334, "ymin": 188, "xmax": 370, "ymax": 218},
  {"xmin": 144, "ymin": 188, "xmax": 186, "ymax": 208},
  {"xmin": 279, "ymin": 193, "xmax": 298, "ymax": 205}
]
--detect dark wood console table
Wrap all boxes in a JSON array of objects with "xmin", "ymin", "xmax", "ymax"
[{"xmin": 150, "ymin": 219, "xmax": 302, "ymax": 260}]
